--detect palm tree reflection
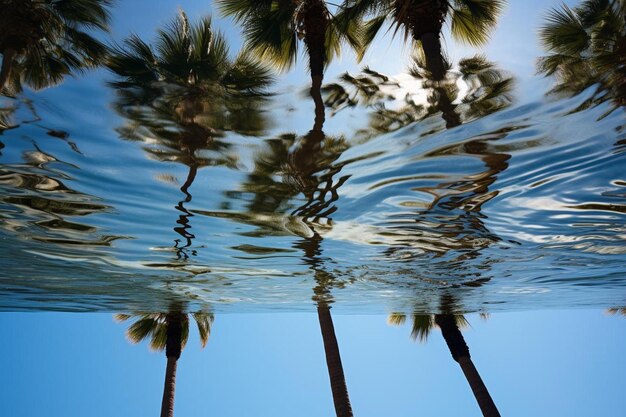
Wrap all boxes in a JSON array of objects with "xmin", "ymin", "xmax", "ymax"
[
  {"xmin": 290, "ymin": 99, "xmax": 354, "ymax": 417},
  {"xmin": 107, "ymin": 9, "xmax": 273, "ymax": 264},
  {"xmin": 323, "ymin": 53, "xmax": 514, "ymax": 138},
  {"xmin": 340, "ymin": 0, "xmax": 504, "ymax": 82},
  {"xmin": 108, "ymin": 11, "xmax": 271, "ymax": 417}
]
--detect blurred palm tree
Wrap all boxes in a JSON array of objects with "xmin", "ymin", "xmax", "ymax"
[
  {"xmin": 537, "ymin": 0, "xmax": 626, "ymax": 112},
  {"xmin": 606, "ymin": 307, "xmax": 626, "ymax": 316},
  {"xmin": 340, "ymin": 0, "xmax": 504, "ymax": 80},
  {"xmin": 323, "ymin": 53, "xmax": 513, "ymax": 137},
  {"xmin": 217, "ymin": 0, "xmax": 361, "ymax": 104},
  {"xmin": 389, "ymin": 302, "xmax": 501, "ymax": 417},
  {"xmin": 0, "ymin": 0, "xmax": 111, "ymax": 94},
  {"xmin": 116, "ymin": 308, "xmax": 214, "ymax": 417},
  {"xmin": 107, "ymin": 10, "xmax": 274, "ymax": 260}
]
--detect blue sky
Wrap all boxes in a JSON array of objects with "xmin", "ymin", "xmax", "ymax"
[
  {"xmin": 1, "ymin": 309, "xmax": 625, "ymax": 417},
  {"xmin": 106, "ymin": 0, "xmax": 580, "ymax": 81}
]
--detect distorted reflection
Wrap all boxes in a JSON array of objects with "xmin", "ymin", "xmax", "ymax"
[
  {"xmin": 107, "ymin": 9, "xmax": 273, "ymax": 269},
  {"xmin": 323, "ymin": 54, "xmax": 514, "ymax": 138},
  {"xmin": 0, "ymin": 0, "xmax": 622, "ymax": 335}
]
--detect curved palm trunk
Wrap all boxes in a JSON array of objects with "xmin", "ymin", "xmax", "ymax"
[
  {"xmin": 161, "ymin": 356, "xmax": 178, "ymax": 417},
  {"xmin": 318, "ymin": 302, "xmax": 354, "ymax": 417},
  {"xmin": 161, "ymin": 313, "xmax": 184, "ymax": 417},
  {"xmin": 180, "ymin": 162, "xmax": 198, "ymax": 201},
  {"xmin": 434, "ymin": 314, "xmax": 501, "ymax": 417},
  {"xmin": 0, "ymin": 49, "xmax": 17, "ymax": 92},
  {"xmin": 434, "ymin": 87, "xmax": 461, "ymax": 128}
]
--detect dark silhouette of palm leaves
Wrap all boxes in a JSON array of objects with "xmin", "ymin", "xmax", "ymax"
[
  {"xmin": 537, "ymin": 0, "xmax": 626, "ymax": 110},
  {"xmin": 0, "ymin": 0, "xmax": 112, "ymax": 94},
  {"xmin": 607, "ymin": 307, "xmax": 626, "ymax": 316},
  {"xmin": 115, "ymin": 311, "xmax": 213, "ymax": 351},
  {"xmin": 388, "ymin": 311, "xmax": 468, "ymax": 342},
  {"xmin": 217, "ymin": 0, "xmax": 361, "ymax": 73},
  {"xmin": 339, "ymin": 0, "xmax": 503, "ymax": 79}
]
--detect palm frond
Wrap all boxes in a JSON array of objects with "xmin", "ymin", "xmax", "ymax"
[
  {"xmin": 387, "ymin": 312, "xmax": 407, "ymax": 326},
  {"xmin": 126, "ymin": 315, "xmax": 161, "ymax": 344},
  {"xmin": 193, "ymin": 312, "xmax": 214, "ymax": 347},
  {"xmin": 540, "ymin": 5, "xmax": 590, "ymax": 55},
  {"xmin": 450, "ymin": 0, "xmax": 504, "ymax": 46},
  {"xmin": 410, "ymin": 314, "xmax": 435, "ymax": 342}
]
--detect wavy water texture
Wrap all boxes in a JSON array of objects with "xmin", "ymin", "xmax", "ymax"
[{"xmin": 0, "ymin": 67, "xmax": 624, "ymax": 313}]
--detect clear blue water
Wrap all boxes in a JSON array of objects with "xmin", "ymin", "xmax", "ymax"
[{"xmin": 0, "ymin": 2, "xmax": 625, "ymax": 314}]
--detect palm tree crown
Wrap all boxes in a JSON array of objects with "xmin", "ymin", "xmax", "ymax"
[
  {"xmin": 389, "ymin": 309, "xmax": 501, "ymax": 417},
  {"xmin": 115, "ymin": 311, "xmax": 213, "ymax": 354},
  {"xmin": 537, "ymin": 0, "xmax": 626, "ymax": 109},
  {"xmin": 107, "ymin": 10, "xmax": 274, "ymax": 169},
  {"xmin": 218, "ymin": 0, "xmax": 361, "ymax": 74},
  {"xmin": 107, "ymin": 10, "xmax": 274, "ymax": 127},
  {"xmin": 0, "ymin": 0, "xmax": 112, "ymax": 93},
  {"xmin": 342, "ymin": 0, "xmax": 503, "ymax": 46},
  {"xmin": 340, "ymin": 0, "xmax": 503, "ymax": 80},
  {"xmin": 116, "ymin": 309, "xmax": 214, "ymax": 417}
]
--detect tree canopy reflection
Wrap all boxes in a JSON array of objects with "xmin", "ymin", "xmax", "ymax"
[
  {"xmin": 322, "ymin": 54, "xmax": 514, "ymax": 139},
  {"xmin": 108, "ymin": 9, "xmax": 274, "ymax": 264}
]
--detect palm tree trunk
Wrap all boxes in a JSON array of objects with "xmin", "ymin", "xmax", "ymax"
[
  {"xmin": 303, "ymin": 0, "xmax": 328, "ymax": 129},
  {"xmin": 161, "ymin": 313, "xmax": 184, "ymax": 417},
  {"xmin": 458, "ymin": 356, "xmax": 501, "ymax": 417},
  {"xmin": 420, "ymin": 33, "xmax": 446, "ymax": 81},
  {"xmin": 435, "ymin": 314, "xmax": 501, "ymax": 417},
  {"xmin": 312, "ymin": 84, "xmax": 326, "ymax": 131},
  {"xmin": 408, "ymin": 1, "xmax": 448, "ymax": 81},
  {"xmin": 317, "ymin": 302, "xmax": 354, "ymax": 417},
  {"xmin": 160, "ymin": 356, "xmax": 178, "ymax": 417},
  {"xmin": 434, "ymin": 87, "xmax": 461, "ymax": 128},
  {"xmin": 0, "ymin": 48, "xmax": 17, "ymax": 92}
]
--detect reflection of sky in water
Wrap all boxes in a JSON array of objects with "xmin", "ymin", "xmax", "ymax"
[{"xmin": 0, "ymin": 0, "xmax": 625, "ymax": 313}]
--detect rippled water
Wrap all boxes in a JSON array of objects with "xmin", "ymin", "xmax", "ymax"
[{"xmin": 0, "ymin": 2, "xmax": 625, "ymax": 313}]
